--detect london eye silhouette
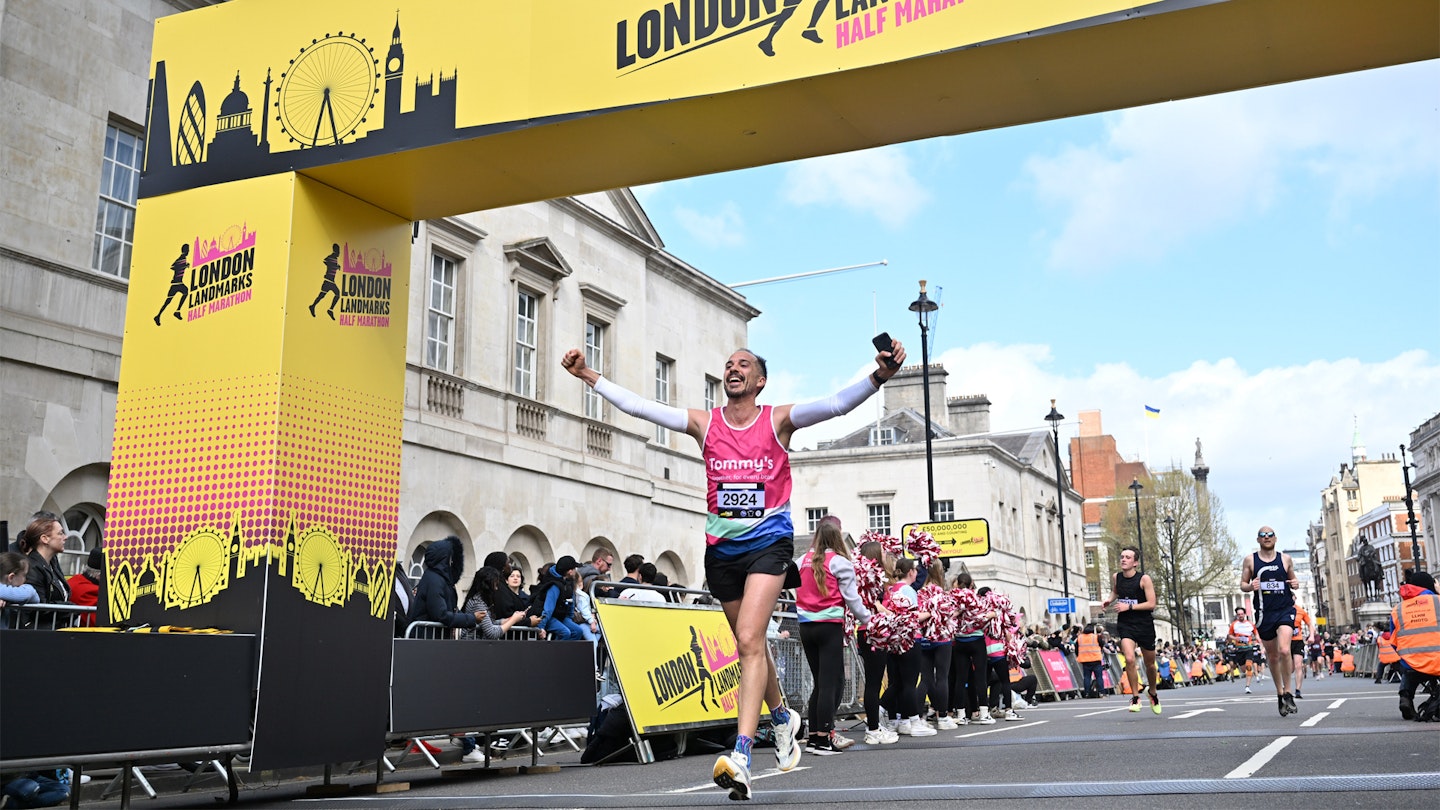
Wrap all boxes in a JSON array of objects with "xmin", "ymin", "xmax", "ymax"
[{"xmin": 275, "ymin": 32, "xmax": 379, "ymax": 148}]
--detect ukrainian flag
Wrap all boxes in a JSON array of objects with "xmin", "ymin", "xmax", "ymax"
[{"xmin": 1144, "ymin": 405, "xmax": 1161, "ymax": 419}]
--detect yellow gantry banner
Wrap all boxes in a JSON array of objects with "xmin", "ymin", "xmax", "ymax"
[
  {"xmin": 903, "ymin": 519, "xmax": 991, "ymax": 558},
  {"xmin": 597, "ymin": 599, "xmax": 770, "ymax": 735},
  {"xmin": 108, "ymin": 174, "xmax": 409, "ymax": 628}
]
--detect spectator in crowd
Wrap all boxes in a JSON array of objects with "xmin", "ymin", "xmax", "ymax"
[
  {"xmin": 795, "ymin": 516, "xmax": 871, "ymax": 754},
  {"xmin": 978, "ymin": 586, "xmax": 1024, "ymax": 721},
  {"xmin": 577, "ymin": 549, "xmax": 614, "ymax": 595},
  {"xmin": 18, "ymin": 516, "xmax": 69, "ymax": 604},
  {"xmin": 618, "ymin": 562, "xmax": 661, "ymax": 602},
  {"xmin": 405, "ymin": 536, "xmax": 480, "ymax": 633},
  {"xmin": 619, "ymin": 554, "xmax": 645, "ymax": 587},
  {"xmin": 1, "ymin": 552, "xmax": 40, "ymax": 609},
  {"xmin": 487, "ymin": 563, "xmax": 529, "ymax": 621},
  {"xmin": 8, "ymin": 511, "xmax": 60, "ymax": 553},
  {"xmin": 65, "ymin": 548, "xmax": 103, "ymax": 626},
  {"xmin": 460, "ymin": 567, "xmax": 529, "ymax": 639},
  {"xmin": 1009, "ymin": 660, "xmax": 1039, "ymax": 707},
  {"xmin": 569, "ymin": 566, "xmax": 601, "ymax": 640},
  {"xmin": 532, "ymin": 556, "xmax": 586, "ymax": 640},
  {"xmin": 1, "ymin": 769, "xmax": 69, "ymax": 809}
]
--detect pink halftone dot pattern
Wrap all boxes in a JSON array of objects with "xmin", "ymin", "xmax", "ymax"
[
  {"xmin": 274, "ymin": 375, "xmax": 402, "ymax": 569},
  {"xmin": 106, "ymin": 375, "xmax": 283, "ymax": 578}
]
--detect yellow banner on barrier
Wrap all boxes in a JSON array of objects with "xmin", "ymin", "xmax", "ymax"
[
  {"xmin": 596, "ymin": 599, "xmax": 750, "ymax": 735},
  {"xmin": 902, "ymin": 518, "xmax": 991, "ymax": 558}
]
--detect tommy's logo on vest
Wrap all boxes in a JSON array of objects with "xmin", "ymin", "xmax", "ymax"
[
  {"xmin": 614, "ymin": 0, "xmax": 969, "ymax": 71},
  {"xmin": 647, "ymin": 626, "xmax": 742, "ymax": 714},
  {"xmin": 707, "ymin": 456, "xmax": 775, "ymax": 474},
  {"xmin": 307, "ymin": 242, "xmax": 392, "ymax": 327},
  {"xmin": 152, "ymin": 225, "xmax": 257, "ymax": 325}
]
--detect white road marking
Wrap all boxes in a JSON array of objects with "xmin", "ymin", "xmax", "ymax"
[
  {"xmin": 1327, "ymin": 698, "xmax": 1346, "ymax": 709},
  {"xmin": 1300, "ymin": 711, "xmax": 1329, "ymax": 727},
  {"xmin": 668, "ymin": 765, "xmax": 810, "ymax": 793},
  {"xmin": 1075, "ymin": 707, "xmax": 1130, "ymax": 718},
  {"xmin": 1170, "ymin": 708, "xmax": 1224, "ymax": 720},
  {"xmin": 1224, "ymin": 736, "xmax": 1297, "ymax": 779},
  {"xmin": 955, "ymin": 720, "xmax": 1048, "ymax": 737}
]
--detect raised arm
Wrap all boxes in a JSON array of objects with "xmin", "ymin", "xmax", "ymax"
[
  {"xmin": 561, "ymin": 349, "xmax": 708, "ymax": 441},
  {"xmin": 775, "ymin": 339, "xmax": 907, "ymax": 444}
]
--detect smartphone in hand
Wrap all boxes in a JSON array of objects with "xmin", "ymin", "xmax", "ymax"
[{"xmin": 872, "ymin": 332, "xmax": 901, "ymax": 369}]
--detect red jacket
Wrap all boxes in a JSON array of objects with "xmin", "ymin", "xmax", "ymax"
[{"xmin": 67, "ymin": 573, "xmax": 99, "ymax": 626}]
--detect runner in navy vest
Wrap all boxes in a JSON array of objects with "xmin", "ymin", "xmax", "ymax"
[
  {"xmin": 1101, "ymin": 546, "xmax": 1161, "ymax": 715},
  {"xmin": 1241, "ymin": 525, "xmax": 1300, "ymax": 717}
]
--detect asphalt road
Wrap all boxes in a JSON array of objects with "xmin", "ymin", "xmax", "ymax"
[{"xmin": 86, "ymin": 674, "xmax": 1436, "ymax": 809}]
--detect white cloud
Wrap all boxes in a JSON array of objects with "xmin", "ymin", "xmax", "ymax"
[
  {"xmin": 791, "ymin": 344, "xmax": 1440, "ymax": 547},
  {"xmin": 1024, "ymin": 61, "xmax": 1440, "ymax": 270},
  {"xmin": 780, "ymin": 146, "xmax": 932, "ymax": 228},
  {"xmin": 673, "ymin": 201, "xmax": 747, "ymax": 248}
]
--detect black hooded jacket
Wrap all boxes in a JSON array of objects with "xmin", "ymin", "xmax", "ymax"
[
  {"xmin": 406, "ymin": 536, "xmax": 476, "ymax": 630},
  {"xmin": 530, "ymin": 564, "xmax": 575, "ymax": 625}
]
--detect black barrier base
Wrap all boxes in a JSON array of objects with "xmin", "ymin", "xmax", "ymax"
[
  {"xmin": 390, "ymin": 639, "xmax": 595, "ymax": 736},
  {"xmin": 0, "ymin": 631, "xmax": 256, "ymax": 761}
]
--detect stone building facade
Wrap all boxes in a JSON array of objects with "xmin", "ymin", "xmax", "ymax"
[
  {"xmin": 792, "ymin": 364, "xmax": 1084, "ymax": 624},
  {"xmin": 1406, "ymin": 411, "xmax": 1439, "ymax": 575},
  {"xmin": 0, "ymin": 0, "xmax": 757, "ymax": 589},
  {"xmin": 1311, "ymin": 434, "xmax": 1403, "ymax": 629}
]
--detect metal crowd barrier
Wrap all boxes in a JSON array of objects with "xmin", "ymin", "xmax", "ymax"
[
  {"xmin": 1, "ymin": 602, "xmax": 97, "ymax": 630},
  {"xmin": 403, "ymin": 620, "xmax": 541, "ymax": 641},
  {"xmin": 1351, "ymin": 642, "xmax": 1378, "ymax": 677}
]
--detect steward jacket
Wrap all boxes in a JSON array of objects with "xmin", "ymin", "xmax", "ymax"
[
  {"xmin": 1077, "ymin": 632, "xmax": 1102, "ymax": 662},
  {"xmin": 1390, "ymin": 585, "xmax": 1440, "ymax": 676}
]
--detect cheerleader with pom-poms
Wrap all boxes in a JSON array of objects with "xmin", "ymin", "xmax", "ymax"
[
  {"xmin": 877, "ymin": 556, "xmax": 934, "ymax": 736},
  {"xmin": 853, "ymin": 539, "xmax": 899, "ymax": 744},
  {"xmin": 978, "ymin": 586, "xmax": 1026, "ymax": 721},
  {"xmin": 916, "ymin": 559, "xmax": 959, "ymax": 729}
]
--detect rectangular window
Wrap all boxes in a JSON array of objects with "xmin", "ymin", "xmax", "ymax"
[
  {"xmin": 933, "ymin": 500, "xmax": 955, "ymax": 522},
  {"xmin": 806, "ymin": 508, "xmax": 829, "ymax": 534},
  {"xmin": 583, "ymin": 319, "xmax": 606, "ymax": 419},
  {"xmin": 425, "ymin": 254, "xmax": 456, "ymax": 372},
  {"xmin": 1087, "ymin": 580, "xmax": 1100, "ymax": 602},
  {"xmin": 1084, "ymin": 549, "xmax": 1096, "ymax": 568},
  {"xmin": 654, "ymin": 356, "xmax": 673, "ymax": 444},
  {"xmin": 869, "ymin": 426, "xmax": 896, "ymax": 446},
  {"xmin": 704, "ymin": 375, "xmax": 720, "ymax": 411},
  {"xmin": 514, "ymin": 290, "xmax": 538, "ymax": 397},
  {"xmin": 92, "ymin": 123, "xmax": 145, "ymax": 278},
  {"xmin": 868, "ymin": 504, "xmax": 891, "ymax": 535}
]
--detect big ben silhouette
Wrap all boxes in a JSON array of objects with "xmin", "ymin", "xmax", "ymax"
[{"xmin": 384, "ymin": 13, "xmax": 403, "ymax": 127}]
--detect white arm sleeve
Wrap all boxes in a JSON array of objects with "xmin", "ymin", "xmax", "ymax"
[
  {"xmin": 789, "ymin": 375, "xmax": 880, "ymax": 429},
  {"xmin": 593, "ymin": 375, "xmax": 690, "ymax": 432}
]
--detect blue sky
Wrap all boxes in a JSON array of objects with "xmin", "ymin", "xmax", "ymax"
[{"xmin": 635, "ymin": 59, "xmax": 1440, "ymax": 549}]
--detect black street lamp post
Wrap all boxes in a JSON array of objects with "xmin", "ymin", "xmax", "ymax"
[
  {"xmin": 1045, "ymin": 400, "xmax": 1070, "ymax": 604},
  {"xmin": 1400, "ymin": 444, "xmax": 1426, "ymax": 572},
  {"xmin": 1129, "ymin": 478, "xmax": 1145, "ymax": 574},
  {"xmin": 1164, "ymin": 514, "xmax": 1180, "ymax": 643},
  {"xmin": 909, "ymin": 281, "xmax": 939, "ymax": 522}
]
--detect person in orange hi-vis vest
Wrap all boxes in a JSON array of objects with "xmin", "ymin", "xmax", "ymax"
[
  {"xmin": 1374, "ymin": 620, "xmax": 1399, "ymax": 684},
  {"xmin": 1389, "ymin": 569, "xmax": 1440, "ymax": 721},
  {"xmin": 1077, "ymin": 623, "xmax": 1105, "ymax": 698}
]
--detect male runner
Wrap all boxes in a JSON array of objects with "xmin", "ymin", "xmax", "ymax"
[
  {"xmin": 1291, "ymin": 604, "xmax": 1311, "ymax": 699},
  {"xmin": 562, "ymin": 339, "xmax": 904, "ymax": 800},
  {"xmin": 1101, "ymin": 546, "xmax": 1161, "ymax": 715},
  {"xmin": 1240, "ymin": 526, "xmax": 1301, "ymax": 717},
  {"xmin": 308, "ymin": 243, "xmax": 342, "ymax": 319},
  {"xmin": 1226, "ymin": 607, "xmax": 1258, "ymax": 694}
]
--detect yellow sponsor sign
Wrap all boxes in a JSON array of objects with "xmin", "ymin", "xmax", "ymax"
[
  {"xmin": 902, "ymin": 519, "xmax": 991, "ymax": 558},
  {"xmin": 596, "ymin": 599, "xmax": 755, "ymax": 735}
]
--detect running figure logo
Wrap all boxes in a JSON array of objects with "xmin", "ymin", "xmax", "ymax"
[
  {"xmin": 152, "ymin": 243, "xmax": 190, "ymax": 325},
  {"xmin": 308, "ymin": 243, "xmax": 341, "ymax": 319},
  {"xmin": 759, "ymin": 0, "xmax": 831, "ymax": 56}
]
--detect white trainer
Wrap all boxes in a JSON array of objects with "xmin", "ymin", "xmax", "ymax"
[
  {"xmin": 773, "ymin": 709, "xmax": 802, "ymax": 771},
  {"xmin": 906, "ymin": 715, "xmax": 937, "ymax": 736}
]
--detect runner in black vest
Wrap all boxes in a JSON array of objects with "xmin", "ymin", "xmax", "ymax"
[
  {"xmin": 1101, "ymin": 546, "xmax": 1161, "ymax": 715},
  {"xmin": 1241, "ymin": 525, "xmax": 1300, "ymax": 717}
]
